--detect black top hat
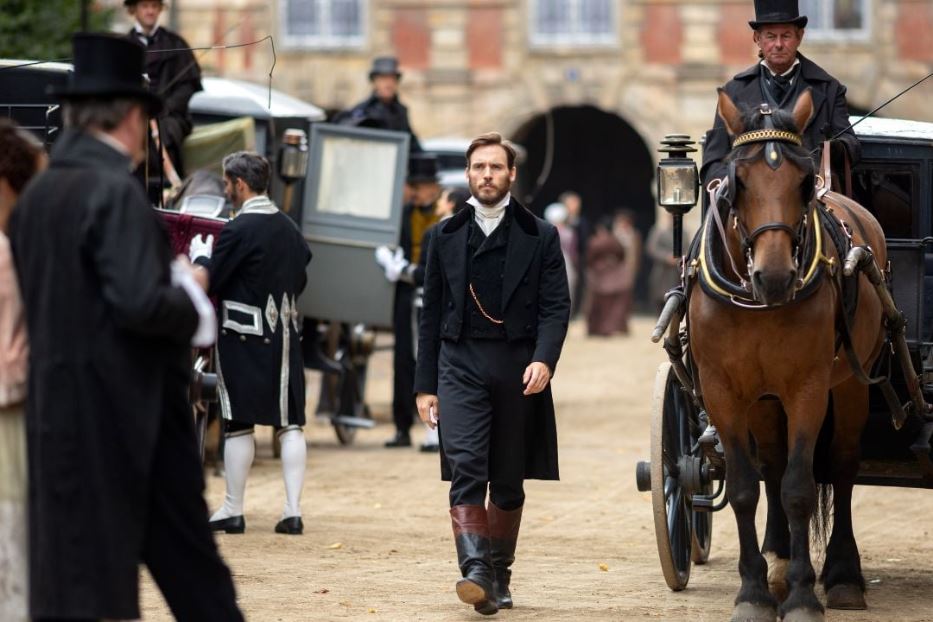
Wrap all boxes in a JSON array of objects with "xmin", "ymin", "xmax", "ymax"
[
  {"xmin": 369, "ymin": 56, "xmax": 402, "ymax": 80},
  {"xmin": 407, "ymin": 153, "xmax": 440, "ymax": 184},
  {"xmin": 749, "ymin": 0, "xmax": 808, "ymax": 29},
  {"xmin": 51, "ymin": 33, "xmax": 162, "ymax": 115}
]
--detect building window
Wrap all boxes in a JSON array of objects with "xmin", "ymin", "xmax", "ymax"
[
  {"xmin": 280, "ymin": 0, "xmax": 367, "ymax": 49},
  {"xmin": 799, "ymin": 0, "xmax": 870, "ymax": 40},
  {"xmin": 529, "ymin": 0, "xmax": 616, "ymax": 48}
]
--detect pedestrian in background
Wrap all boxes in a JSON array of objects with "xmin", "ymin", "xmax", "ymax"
[
  {"xmin": 0, "ymin": 119, "xmax": 46, "ymax": 622},
  {"xmin": 612, "ymin": 209, "xmax": 641, "ymax": 334},
  {"xmin": 544, "ymin": 202, "xmax": 578, "ymax": 314},
  {"xmin": 415, "ymin": 132, "xmax": 570, "ymax": 615},
  {"xmin": 560, "ymin": 191, "xmax": 590, "ymax": 316},
  {"xmin": 191, "ymin": 151, "xmax": 313, "ymax": 536},
  {"xmin": 585, "ymin": 216, "xmax": 628, "ymax": 337},
  {"xmin": 9, "ymin": 34, "xmax": 241, "ymax": 621}
]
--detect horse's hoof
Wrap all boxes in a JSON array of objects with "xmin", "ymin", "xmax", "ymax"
[
  {"xmin": 731, "ymin": 602, "xmax": 777, "ymax": 622},
  {"xmin": 765, "ymin": 553, "xmax": 789, "ymax": 603},
  {"xmin": 825, "ymin": 584, "xmax": 867, "ymax": 610},
  {"xmin": 781, "ymin": 608, "xmax": 824, "ymax": 622}
]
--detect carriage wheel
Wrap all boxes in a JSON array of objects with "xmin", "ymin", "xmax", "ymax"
[{"xmin": 649, "ymin": 361, "xmax": 710, "ymax": 590}]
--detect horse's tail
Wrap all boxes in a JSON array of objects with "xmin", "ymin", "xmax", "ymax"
[{"xmin": 810, "ymin": 483, "xmax": 833, "ymax": 554}]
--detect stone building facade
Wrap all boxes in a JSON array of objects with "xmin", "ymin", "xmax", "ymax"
[{"xmin": 118, "ymin": 0, "xmax": 933, "ymax": 218}]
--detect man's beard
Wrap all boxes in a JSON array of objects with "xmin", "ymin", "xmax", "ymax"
[
  {"xmin": 227, "ymin": 186, "xmax": 242, "ymax": 210},
  {"xmin": 469, "ymin": 180, "xmax": 510, "ymax": 206}
]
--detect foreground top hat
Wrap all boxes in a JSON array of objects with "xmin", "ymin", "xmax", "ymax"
[
  {"xmin": 52, "ymin": 33, "xmax": 162, "ymax": 115},
  {"xmin": 407, "ymin": 152, "xmax": 439, "ymax": 184},
  {"xmin": 369, "ymin": 56, "xmax": 402, "ymax": 80},
  {"xmin": 748, "ymin": 0, "xmax": 808, "ymax": 29}
]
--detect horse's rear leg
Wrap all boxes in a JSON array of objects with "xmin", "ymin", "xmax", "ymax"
[
  {"xmin": 779, "ymin": 387, "xmax": 830, "ymax": 622},
  {"xmin": 822, "ymin": 377, "xmax": 869, "ymax": 610},
  {"xmin": 713, "ymin": 395, "xmax": 778, "ymax": 622},
  {"xmin": 749, "ymin": 400, "xmax": 790, "ymax": 602}
]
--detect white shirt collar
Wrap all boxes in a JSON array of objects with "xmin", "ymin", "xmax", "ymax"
[
  {"xmin": 134, "ymin": 22, "xmax": 160, "ymax": 43},
  {"xmin": 761, "ymin": 57, "xmax": 800, "ymax": 78},
  {"xmin": 468, "ymin": 193, "xmax": 510, "ymax": 236},
  {"xmin": 238, "ymin": 195, "xmax": 278, "ymax": 216}
]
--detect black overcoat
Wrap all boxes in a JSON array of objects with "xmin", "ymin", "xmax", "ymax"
[
  {"xmin": 700, "ymin": 53, "xmax": 860, "ymax": 185},
  {"xmin": 9, "ymin": 130, "xmax": 199, "ymax": 618},
  {"xmin": 335, "ymin": 94, "xmax": 422, "ymax": 152},
  {"xmin": 414, "ymin": 199, "xmax": 570, "ymax": 480},
  {"xmin": 198, "ymin": 204, "xmax": 312, "ymax": 427}
]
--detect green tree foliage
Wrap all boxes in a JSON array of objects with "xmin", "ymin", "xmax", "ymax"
[{"xmin": 0, "ymin": 0, "xmax": 114, "ymax": 60}]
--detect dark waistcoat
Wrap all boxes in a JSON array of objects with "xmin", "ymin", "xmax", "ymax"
[{"xmin": 464, "ymin": 217, "xmax": 510, "ymax": 339}]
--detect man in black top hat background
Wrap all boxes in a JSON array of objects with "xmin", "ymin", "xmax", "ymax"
[
  {"xmin": 336, "ymin": 56, "xmax": 422, "ymax": 153},
  {"xmin": 9, "ymin": 33, "xmax": 241, "ymax": 621},
  {"xmin": 125, "ymin": 0, "xmax": 203, "ymax": 195},
  {"xmin": 700, "ymin": 0, "xmax": 860, "ymax": 186},
  {"xmin": 375, "ymin": 153, "xmax": 441, "ymax": 447}
]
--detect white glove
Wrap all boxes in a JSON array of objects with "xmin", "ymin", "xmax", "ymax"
[
  {"xmin": 170, "ymin": 259, "xmax": 217, "ymax": 348},
  {"xmin": 189, "ymin": 233, "xmax": 214, "ymax": 262},
  {"xmin": 374, "ymin": 245, "xmax": 394, "ymax": 269},
  {"xmin": 384, "ymin": 247, "xmax": 409, "ymax": 283}
]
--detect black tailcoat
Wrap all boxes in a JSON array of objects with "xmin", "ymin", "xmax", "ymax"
[
  {"xmin": 415, "ymin": 199, "xmax": 570, "ymax": 481},
  {"xmin": 701, "ymin": 53, "xmax": 860, "ymax": 185},
  {"xmin": 198, "ymin": 204, "xmax": 312, "ymax": 427},
  {"xmin": 9, "ymin": 130, "xmax": 202, "ymax": 618},
  {"xmin": 335, "ymin": 93, "xmax": 422, "ymax": 152}
]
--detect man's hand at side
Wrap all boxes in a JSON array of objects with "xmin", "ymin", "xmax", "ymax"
[
  {"xmin": 416, "ymin": 393, "xmax": 440, "ymax": 430},
  {"xmin": 523, "ymin": 362, "xmax": 552, "ymax": 396}
]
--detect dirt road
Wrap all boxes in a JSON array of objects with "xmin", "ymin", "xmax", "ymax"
[{"xmin": 141, "ymin": 317, "xmax": 933, "ymax": 621}]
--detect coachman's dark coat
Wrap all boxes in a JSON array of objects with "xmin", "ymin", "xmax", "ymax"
[
  {"xmin": 198, "ymin": 206, "xmax": 312, "ymax": 427},
  {"xmin": 415, "ymin": 200, "xmax": 570, "ymax": 481},
  {"xmin": 9, "ymin": 130, "xmax": 202, "ymax": 618},
  {"xmin": 701, "ymin": 53, "xmax": 860, "ymax": 185}
]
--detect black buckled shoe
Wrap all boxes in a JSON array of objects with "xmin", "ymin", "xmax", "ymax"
[
  {"xmin": 209, "ymin": 515, "xmax": 245, "ymax": 534},
  {"xmin": 419, "ymin": 442, "xmax": 440, "ymax": 453},
  {"xmin": 384, "ymin": 431, "xmax": 412, "ymax": 448},
  {"xmin": 450, "ymin": 505, "xmax": 498, "ymax": 616},
  {"xmin": 275, "ymin": 516, "xmax": 304, "ymax": 535}
]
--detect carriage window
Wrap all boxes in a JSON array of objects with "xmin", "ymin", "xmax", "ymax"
[{"xmin": 851, "ymin": 167, "xmax": 915, "ymax": 238}]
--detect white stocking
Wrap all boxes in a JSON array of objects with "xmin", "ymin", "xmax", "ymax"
[
  {"xmin": 278, "ymin": 427, "xmax": 307, "ymax": 519},
  {"xmin": 210, "ymin": 431, "xmax": 254, "ymax": 521}
]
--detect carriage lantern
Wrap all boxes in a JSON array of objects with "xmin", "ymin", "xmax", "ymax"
[
  {"xmin": 657, "ymin": 134, "xmax": 699, "ymax": 258},
  {"xmin": 278, "ymin": 128, "xmax": 310, "ymax": 213}
]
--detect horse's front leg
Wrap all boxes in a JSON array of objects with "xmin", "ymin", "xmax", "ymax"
[
  {"xmin": 709, "ymin": 390, "xmax": 778, "ymax": 622},
  {"xmin": 822, "ymin": 377, "xmax": 869, "ymax": 610},
  {"xmin": 749, "ymin": 400, "xmax": 790, "ymax": 603},
  {"xmin": 780, "ymin": 384, "xmax": 830, "ymax": 622}
]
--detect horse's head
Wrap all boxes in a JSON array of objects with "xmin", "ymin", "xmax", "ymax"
[{"xmin": 717, "ymin": 89, "xmax": 816, "ymax": 306}]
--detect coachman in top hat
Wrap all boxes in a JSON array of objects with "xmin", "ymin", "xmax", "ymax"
[
  {"xmin": 701, "ymin": 0, "xmax": 860, "ymax": 186},
  {"xmin": 9, "ymin": 33, "xmax": 241, "ymax": 621}
]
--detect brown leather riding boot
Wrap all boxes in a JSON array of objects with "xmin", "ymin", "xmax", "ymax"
[
  {"xmin": 488, "ymin": 502, "xmax": 523, "ymax": 609},
  {"xmin": 449, "ymin": 505, "xmax": 498, "ymax": 616}
]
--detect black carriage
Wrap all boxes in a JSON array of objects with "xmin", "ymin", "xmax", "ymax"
[
  {"xmin": 635, "ymin": 117, "xmax": 933, "ymax": 591},
  {"xmin": 0, "ymin": 60, "xmax": 394, "ymax": 447}
]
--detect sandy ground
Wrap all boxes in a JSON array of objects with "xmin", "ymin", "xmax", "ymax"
[{"xmin": 141, "ymin": 317, "xmax": 933, "ymax": 621}]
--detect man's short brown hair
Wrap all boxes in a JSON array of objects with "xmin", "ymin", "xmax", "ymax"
[{"xmin": 466, "ymin": 132, "xmax": 517, "ymax": 169}]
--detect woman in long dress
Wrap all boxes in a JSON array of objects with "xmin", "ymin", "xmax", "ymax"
[{"xmin": 0, "ymin": 120, "xmax": 46, "ymax": 622}]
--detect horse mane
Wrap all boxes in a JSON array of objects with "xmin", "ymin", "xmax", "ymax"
[{"xmin": 726, "ymin": 104, "xmax": 815, "ymax": 175}]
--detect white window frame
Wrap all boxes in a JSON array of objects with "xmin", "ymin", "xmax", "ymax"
[
  {"xmin": 528, "ymin": 0, "xmax": 618, "ymax": 49},
  {"xmin": 279, "ymin": 0, "xmax": 368, "ymax": 50},
  {"xmin": 800, "ymin": 0, "xmax": 871, "ymax": 42}
]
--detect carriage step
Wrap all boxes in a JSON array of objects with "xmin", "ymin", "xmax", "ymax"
[
  {"xmin": 635, "ymin": 461, "xmax": 651, "ymax": 492},
  {"xmin": 331, "ymin": 415, "xmax": 376, "ymax": 429}
]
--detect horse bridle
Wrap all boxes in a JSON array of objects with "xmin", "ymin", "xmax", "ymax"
[{"xmin": 714, "ymin": 104, "xmax": 815, "ymax": 279}]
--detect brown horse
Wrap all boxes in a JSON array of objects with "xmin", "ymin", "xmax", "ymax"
[{"xmin": 689, "ymin": 89, "xmax": 886, "ymax": 622}]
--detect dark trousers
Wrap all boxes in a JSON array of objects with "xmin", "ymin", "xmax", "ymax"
[
  {"xmin": 392, "ymin": 283, "xmax": 416, "ymax": 433},
  {"xmin": 141, "ymin": 381, "xmax": 243, "ymax": 621},
  {"xmin": 439, "ymin": 339, "xmax": 533, "ymax": 510}
]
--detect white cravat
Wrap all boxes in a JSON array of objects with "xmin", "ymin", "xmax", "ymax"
[
  {"xmin": 468, "ymin": 193, "xmax": 510, "ymax": 236},
  {"xmin": 133, "ymin": 22, "xmax": 160, "ymax": 45},
  {"xmin": 761, "ymin": 57, "xmax": 800, "ymax": 78}
]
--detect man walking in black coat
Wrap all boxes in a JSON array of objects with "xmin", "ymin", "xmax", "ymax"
[
  {"xmin": 414, "ymin": 133, "xmax": 570, "ymax": 614},
  {"xmin": 701, "ymin": 0, "xmax": 860, "ymax": 186},
  {"xmin": 190, "ymin": 151, "xmax": 312, "ymax": 536},
  {"xmin": 9, "ymin": 33, "xmax": 241, "ymax": 621}
]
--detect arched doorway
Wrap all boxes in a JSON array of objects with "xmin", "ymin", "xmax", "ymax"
[{"xmin": 511, "ymin": 105, "xmax": 656, "ymax": 302}]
